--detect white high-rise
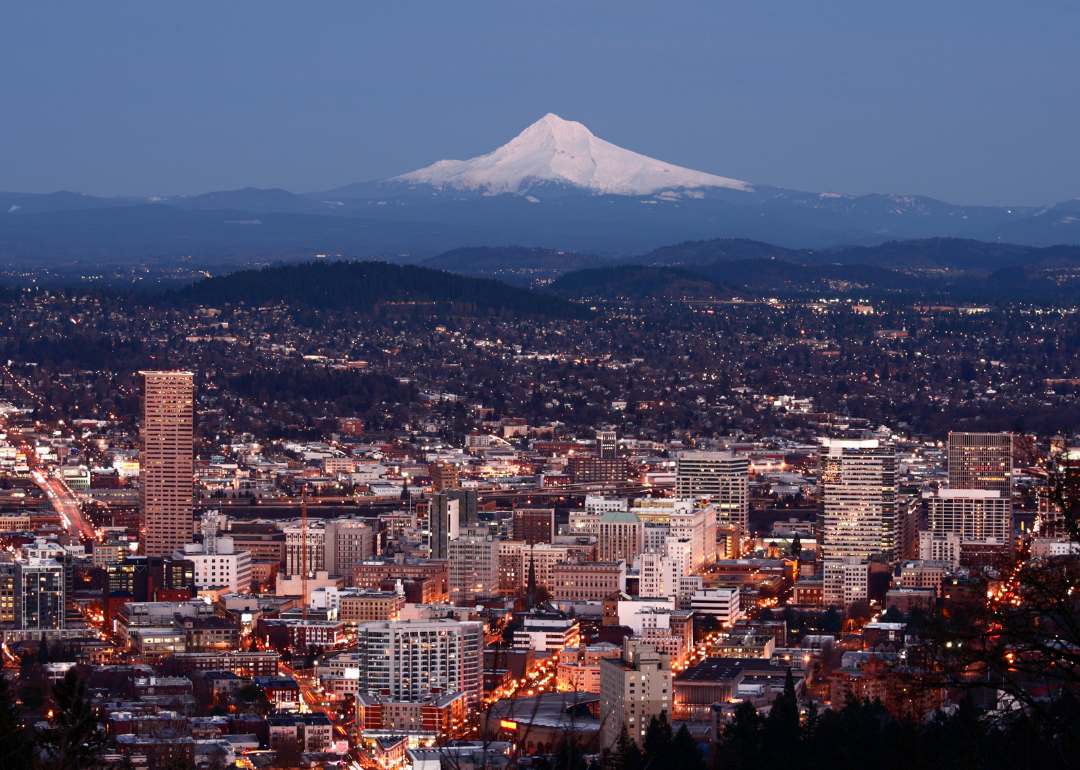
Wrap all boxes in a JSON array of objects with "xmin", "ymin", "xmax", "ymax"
[
  {"xmin": 820, "ymin": 439, "xmax": 897, "ymax": 606},
  {"xmin": 355, "ymin": 618, "xmax": 484, "ymax": 707}
]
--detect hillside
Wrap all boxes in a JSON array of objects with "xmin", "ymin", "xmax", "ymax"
[
  {"xmin": 421, "ymin": 246, "xmax": 609, "ymax": 286},
  {"xmin": 171, "ymin": 261, "xmax": 590, "ymax": 319},
  {"xmin": 547, "ymin": 266, "xmax": 746, "ymax": 302}
]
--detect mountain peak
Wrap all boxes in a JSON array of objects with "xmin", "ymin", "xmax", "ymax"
[{"xmin": 392, "ymin": 114, "xmax": 752, "ymax": 197}]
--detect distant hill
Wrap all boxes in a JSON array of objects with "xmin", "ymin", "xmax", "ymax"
[
  {"xmin": 547, "ymin": 265, "xmax": 747, "ymax": 302},
  {"xmin": 632, "ymin": 238, "xmax": 810, "ymax": 266},
  {"xmin": 630, "ymin": 236, "xmax": 1080, "ymax": 273},
  {"xmin": 171, "ymin": 260, "xmax": 590, "ymax": 319},
  {"xmin": 422, "ymin": 246, "xmax": 609, "ymax": 286}
]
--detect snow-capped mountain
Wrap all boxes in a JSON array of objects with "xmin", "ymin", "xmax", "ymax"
[{"xmin": 390, "ymin": 113, "xmax": 752, "ymax": 197}]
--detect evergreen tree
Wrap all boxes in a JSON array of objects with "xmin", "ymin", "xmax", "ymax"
[
  {"xmin": 36, "ymin": 669, "xmax": 106, "ymax": 770},
  {"xmin": 610, "ymin": 724, "xmax": 641, "ymax": 770},
  {"xmin": 0, "ymin": 675, "xmax": 29, "ymax": 770},
  {"xmin": 761, "ymin": 669, "xmax": 800, "ymax": 764},
  {"xmin": 670, "ymin": 724, "xmax": 706, "ymax": 770},
  {"xmin": 714, "ymin": 701, "xmax": 761, "ymax": 770},
  {"xmin": 643, "ymin": 711, "xmax": 673, "ymax": 766}
]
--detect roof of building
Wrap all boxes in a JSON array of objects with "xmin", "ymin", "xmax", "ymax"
[{"xmin": 599, "ymin": 510, "xmax": 641, "ymax": 524}]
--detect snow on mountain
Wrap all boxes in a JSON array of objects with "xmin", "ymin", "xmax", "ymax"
[{"xmin": 391, "ymin": 113, "xmax": 753, "ymax": 196}]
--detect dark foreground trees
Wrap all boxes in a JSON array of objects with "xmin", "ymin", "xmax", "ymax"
[{"xmin": 714, "ymin": 687, "xmax": 1078, "ymax": 770}]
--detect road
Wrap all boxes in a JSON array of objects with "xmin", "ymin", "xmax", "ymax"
[
  {"xmin": 31, "ymin": 468, "xmax": 98, "ymax": 542},
  {"xmin": 279, "ymin": 662, "xmax": 350, "ymax": 743}
]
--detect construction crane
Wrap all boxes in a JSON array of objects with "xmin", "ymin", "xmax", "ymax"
[{"xmin": 301, "ymin": 486, "xmax": 309, "ymax": 621}]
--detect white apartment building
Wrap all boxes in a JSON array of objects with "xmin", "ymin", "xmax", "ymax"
[
  {"xmin": 927, "ymin": 490, "xmax": 1011, "ymax": 543},
  {"xmin": 176, "ymin": 516, "xmax": 252, "ymax": 594},
  {"xmin": 355, "ymin": 618, "xmax": 484, "ymax": 707},
  {"xmin": 689, "ymin": 587, "xmax": 743, "ymax": 626},
  {"xmin": 639, "ymin": 538, "xmax": 691, "ymax": 598},
  {"xmin": 513, "ymin": 612, "xmax": 580, "ymax": 653},
  {"xmin": 822, "ymin": 556, "xmax": 871, "ymax": 608}
]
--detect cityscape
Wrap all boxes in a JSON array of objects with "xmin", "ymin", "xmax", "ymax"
[{"xmin": 1, "ymin": 4, "xmax": 1078, "ymax": 770}]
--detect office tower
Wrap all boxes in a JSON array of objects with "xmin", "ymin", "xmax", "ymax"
[
  {"xmin": 599, "ymin": 638, "xmax": 673, "ymax": 746},
  {"xmin": 675, "ymin": 451, "xmax": 750, "ymax": 548},
  {"xmin": 597, "ymin": 431, "xmax": 618, "ymax": 459},
  {"xmin": 512, "ymin": 508, "xmax": 555, "ymax": 544},
  {"xmin": 948, "ymin": 432, "xmax": 1013, "ymax": 496},
  {"xmin": 16, "ymin": 558, "xmax": 65, "ymax": 630},
  {"xmin": 447, "ymin": 527, "xmax": 499, "ymax": 605},
  {"xmin": 431, "ymin": 461, "xmax": 460, "ymax": 492},
  {"xmin": 323, "ymin": 519, "xmax": 377, "ymax": 579},
  {"xmin": 285, "ymin": 522, "xmax": 325, "ymax": 576},
  {"xmin": 569, "ymin": 455, "xmax": 630, "ymax": 484},
  {"xmin": 140, "ymin": 371, "xmax": 194, "ymax": 557},
  {"xmin": 356, "ymin": 618, "xmax": 484, "ymax": 706},
  {"xmin": 428, "ymin": 489, "xmax": 478, "ymax": 560},
  {"xmin": 820, "ymin": 439, "xmax": 897, "ymax": 606},
  {"xmin": 598, "ymin": 509, "xmax": 644, "ymax": 565}
]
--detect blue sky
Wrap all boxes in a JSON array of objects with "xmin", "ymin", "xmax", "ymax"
[{"xmin": 1, "ymin": 1, "xmax": 1077, "ymax": 206}]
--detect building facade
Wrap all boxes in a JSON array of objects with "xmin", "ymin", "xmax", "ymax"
[{"xmin": 140, "ymin": 371, "xmax": 195, "ymax": 557}]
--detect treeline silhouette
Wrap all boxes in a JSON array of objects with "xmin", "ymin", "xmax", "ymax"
[
  {"xmin": 171, "ymin": 260, "xmax": 591, "ymax": 319},
  {"xmin": 0, "ymin": 334, "xmax": 146, "ymax": 371},
  {"xmin": 227, "ymin": 367, "xmax": 412, "ymax": 414}
]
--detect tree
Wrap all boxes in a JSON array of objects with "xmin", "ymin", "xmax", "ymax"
[
  {"xmin": 715, "ymin": 701, "xmax": 761, "ymax": 770},
  {"xmin": 36, "ymin": 669, "xmax": 107, "ymax": 770},
  {"xmin": 0, "ymin": 675, "xmax": 29, "ymax": 770},
  {"xmin": 790, "ymin": 532, "xmax": 802, "ymax": 561},
  {"xmin": 761, "ymin": 669, "xmax": 800, "ymax": 764},
  {"xmin": 670, "ymin": 724, "xmax": 705, "ymax": 770},
  {"xmin": 609, "ymin": 724, "xmax": 641, "ymax": 770},
  {"xmin": 643, "ymin": 712, "xmax": 673, "ymax": 770},
  {"xmin": 17, "ymin": 684, "xmax": 43, "ymax": 712}
]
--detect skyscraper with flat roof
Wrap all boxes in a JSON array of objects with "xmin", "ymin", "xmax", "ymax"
[
  {"xmin": 140, "ymin": 371, "xmax": 194, "ymax": 557},
  {"xmin": 675, "ymin": 451, "xmax": 749, "ymax": 550},
  {"xmin": 820, "ymin": 439, "xmax": 897, "ymax": 607},
  {"xmin": 948, "ymin": 432, "xmax": 1013, "ymax": 496}
]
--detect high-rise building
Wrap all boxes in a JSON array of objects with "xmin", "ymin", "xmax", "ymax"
[
  {"xmin": 429, "ymin": 489, "xmax": 478, "ymax": 560},
  {"xmin": 927, "ymin": 490, "xmax": 1012, "ymax": 543},
  {"xmin": 140, "ymin": 371, "xmax": 194, "ymax": 557},
  {"xmin": 597, "ymin": 431, "xmax": 618, "ymax": 459},
  {"xmin": 948, "ymin": 432, "xmax": 1013, "ymax": 496},
  {"xmin": 16, "ymin": 558, "xmax": 65, "ymax": 631},
  {"xmin": 324, "ymin": 519, "xmax": 377, "ymax": 580},
  {"xmin": 512, "ymin": 508, "xmax": 554, "ymax": 544},
  {"xmin": 598, "ymin": 510, "xmax": 644, "ymax": 565},
  {"xmin": 820, "ymin": 439, "xmax": 897, "ymax": 607},
  {"xmin": 430, "ymin": 461, "xmax": 460, "ymax": 492},
  {"xmin": 285, "ymin": 522, "xmax": 325, "ymax": 576},
  {"xmin": 675, "ymin": 451, "xmax": 749, "ymax": 548},
  {"xmin": 599, "ymin": 638, "xmax": 673, "ymax": 746},
  {"xmin": 355, "ymin": 618, "xmax": 484, "ymax": 707},
  {"xmin": 447, "ymin": 527, "xmax": 499, "ymax": 605}
]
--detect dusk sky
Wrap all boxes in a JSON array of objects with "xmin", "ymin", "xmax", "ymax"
[{"xmin": 2, "ymin": 1, "xmax": 1077, "ymax": 206}]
